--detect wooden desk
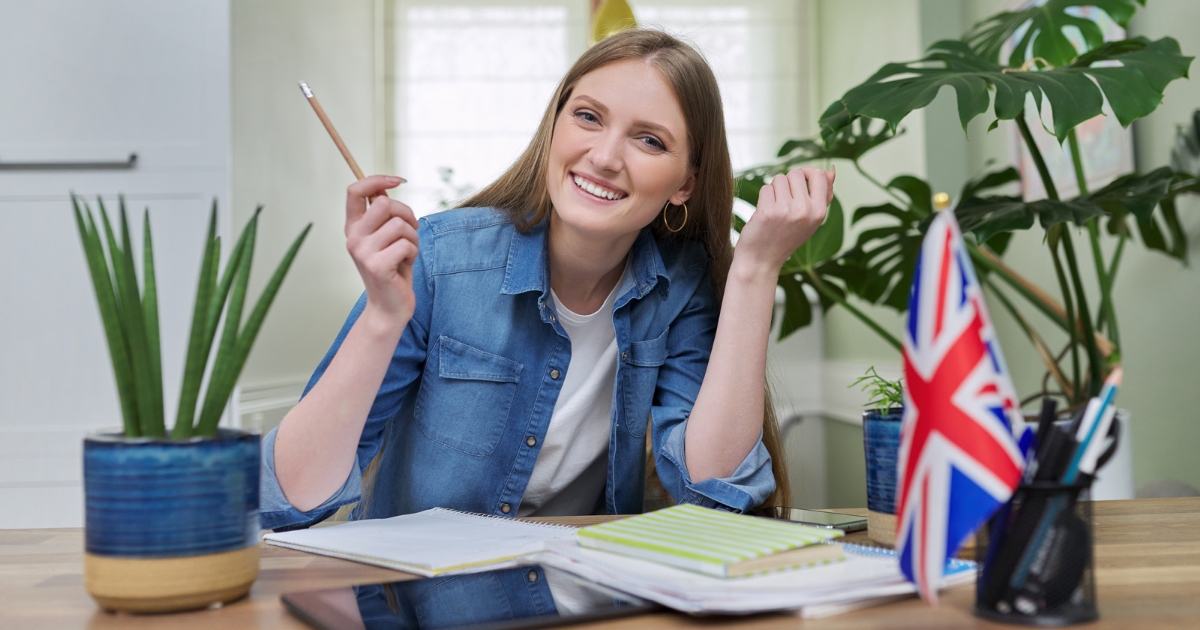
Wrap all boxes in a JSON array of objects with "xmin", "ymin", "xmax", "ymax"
[{"xmin": 1, "ymin": 498, "xmax": 1197, "ymax": 629}]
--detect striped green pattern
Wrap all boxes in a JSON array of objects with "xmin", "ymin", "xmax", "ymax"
[{"xmin": 576, "ymin": 504, "xmax": 841, "ymax": 577}]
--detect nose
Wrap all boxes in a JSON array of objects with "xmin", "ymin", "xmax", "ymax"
[{"xmin": 588, "ymin": 129, "xmax": 624, "ymax": 174}]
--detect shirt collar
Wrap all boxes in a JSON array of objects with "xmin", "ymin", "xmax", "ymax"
[{"xmin": 500, "ymin": 220, "xmax": 672, "ymax": 304}]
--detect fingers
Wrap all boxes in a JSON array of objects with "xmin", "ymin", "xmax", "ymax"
[
  {"xmin": 362, "ymin": 216, "xmax": 419, "ymax": 259},
  {"xmin": 350, "ymin": 195, "xmax": 417, "ymax": 239},
  {"xmin": 801, "ymin": 167, "xmax": 828, "ymax": 216},
  {"xmin": 345, "ymin": 175, "xmax": 405, "ymax": 226}
]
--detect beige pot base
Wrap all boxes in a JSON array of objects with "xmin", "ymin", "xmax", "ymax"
[
  {"xmin": 85, "ymin": 544, "xmax": 260, "ymax": 614},
  {"xmin": 867, "ymin": 509, "xmax": 896, "ymax": 546}
]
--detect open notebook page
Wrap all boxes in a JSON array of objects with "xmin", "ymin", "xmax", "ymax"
[{"xmin": 264, "ymin": 507, "xmax": 577, "ymax": 576}]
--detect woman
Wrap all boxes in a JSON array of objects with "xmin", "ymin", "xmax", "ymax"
[{"xmin": 261, "ymin": 29, "xmax": 832, "ymax": 531}]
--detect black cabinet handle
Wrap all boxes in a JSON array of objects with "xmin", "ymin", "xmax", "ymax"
[{"xmin": 0, "ymin": 153, "xmax": 138, "ymax": 171}]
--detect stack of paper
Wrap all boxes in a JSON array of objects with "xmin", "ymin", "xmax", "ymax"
[{"xmin": 534, "ymin": 541, "xmax": 975, "ymax": 616}]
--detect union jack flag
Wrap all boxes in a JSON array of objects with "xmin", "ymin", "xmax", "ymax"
[{"xmin": 896, "ymin": 211, "xmax": 1030, "ymax": 603}]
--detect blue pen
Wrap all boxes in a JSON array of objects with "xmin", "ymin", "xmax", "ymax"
[
  {"xmin": 1063, "ymin": 368, "xmax": 1123, "ymax": 484},
  {"xmin": 1004, "ymin": 368, "xmax": 1123, "ymax": 596}
]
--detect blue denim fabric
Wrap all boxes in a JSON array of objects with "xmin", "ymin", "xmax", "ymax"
[{"xmin": 260, "ymin": 207, "xmax": 775, "ymax": 531}]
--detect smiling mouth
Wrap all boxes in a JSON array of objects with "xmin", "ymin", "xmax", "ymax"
[{"xmin": 572, "ymin": 173, "xmax": 627, "ymax": 201}]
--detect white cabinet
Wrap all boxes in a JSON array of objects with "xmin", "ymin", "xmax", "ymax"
[{"xmin": 0, "ymin": 1, "xmax": 231, "ymax": 528}]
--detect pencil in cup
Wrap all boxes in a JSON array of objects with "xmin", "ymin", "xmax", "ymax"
[{"xmin": 299, "ymin": 81, "xmax": 403, "ymax": 202}]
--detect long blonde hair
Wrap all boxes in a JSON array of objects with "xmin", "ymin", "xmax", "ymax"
[{"xmin": 461, "ymin": 29, "xmax": 790, "ymax": 508}]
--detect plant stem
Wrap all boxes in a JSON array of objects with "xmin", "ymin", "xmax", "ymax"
[
  {"xmin": 1060, "ymin": 229, "xmax": 1104, "ymax": 397},
  {"xmin": 854, "ymin": 160, "xmax": 909, "ymax": 206},
  {"xmin": 805, "ymin": 270, "xmax": 902, "ymax": 351},
  {"xmin": 984, "ymin": 277, "xmax": 1075, "ymax": 400},
  {"xmin": 1016, "ymin": 115, "xmax": 1060, "ymax": 201},
  {"xmin": 1067, "ymin": 128, "xmax": 1121, "ymax": 358},
  {"xmin": 1048, "ymin": 230, "xmax": 1081, "ymax": 404},
  {"xmin": 1096, "ymin": 234, "xmax": 1126, "ymax": 350},
  {"xmin": 968, "ymin": 244, "xmax": 1070, "ymax": 330}
]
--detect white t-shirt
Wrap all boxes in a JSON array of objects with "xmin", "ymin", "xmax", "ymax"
[{"xmin": 518, "ymin": 269, "xmax": 627, "ymax": 516}]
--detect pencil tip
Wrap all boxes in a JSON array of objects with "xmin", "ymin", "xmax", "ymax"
[
  {"xmin": 1108, "ymin": 367, "xmax": 1123, "ymax": 386},
  {"xmin": 299, "ymin": 82, "xmax": 313, "ymax": 98}
]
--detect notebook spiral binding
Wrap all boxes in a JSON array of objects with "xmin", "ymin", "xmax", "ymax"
[
  {"xmin": 431, "ymin": 507, "xmax": 579, "ymax": 532},
  {"xmin": 842, "ymin": 543, "xmax": 975, "ymax": 574}
]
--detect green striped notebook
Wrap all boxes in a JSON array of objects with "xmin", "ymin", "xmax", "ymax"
[{"xmin": 576, "ymin": 504, "xmax": 844, "ymax": 578}]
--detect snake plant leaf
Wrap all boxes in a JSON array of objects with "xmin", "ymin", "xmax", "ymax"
[
  {"xmin": 194, "ymin": 222, "xmax": 311, "ymax": 436},
  {"xmin": 141, "ymin": 208, "xmax": 164, "ymax": 438},
  {"xmin": 965, "ymin": 0, "xmax": 1143, "ymax": 68},
  {"xmin": 99, "ymin": 199, "xmax": 163, "ymax": 437},
  {"xmin": 819, "ymin": 37, "xmax": 1192, "ymax": 144},
  {"xmin": 196, "ymin": 212, "xmax": 259, "ymax": 435},
  {"xmin": 73, "ymin": 198, "xmax": 139, "ymax": 436},
  {"xmin": 173, "ymin": 202, "xmax": 220, "ymax": 439}
]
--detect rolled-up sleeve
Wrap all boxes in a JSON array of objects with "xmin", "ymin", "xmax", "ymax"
[
  {"xmin": 648, "ymin": 263, "xmax": 776, "ymax": 513},
  {"xmin": 258, "ymin": 219, "xmax": 435, "ymax": 531},
  {"xmin": 259, "ymin": 426, "xmax": 363, "ymax": 530}
]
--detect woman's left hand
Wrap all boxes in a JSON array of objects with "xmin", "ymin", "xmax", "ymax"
[{"xmin": 736, "ymin": 167, "xmax": 835, "ymax": 273}]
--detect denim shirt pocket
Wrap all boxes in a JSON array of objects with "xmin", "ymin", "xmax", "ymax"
[
  {"xmin": 622, "ymin": 327, "xmax": 668, "ymax": 438},
  {"xmin": 416, "ymin": 335, "xmax": 523, "ymax": 456}
]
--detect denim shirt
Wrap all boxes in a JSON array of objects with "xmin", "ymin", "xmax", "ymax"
[{"xmin": 259, "ymin": 207, "xmax": 775, "ymax": 531}]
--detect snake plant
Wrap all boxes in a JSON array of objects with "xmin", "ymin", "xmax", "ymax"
[{"xmin": 73, "ymin": 197, "xmax": 311, "ymax": 438}]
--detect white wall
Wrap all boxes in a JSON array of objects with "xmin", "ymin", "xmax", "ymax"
[{"xmin": 230, "ymin": 0, "xmax": 381, "ymax": 405}]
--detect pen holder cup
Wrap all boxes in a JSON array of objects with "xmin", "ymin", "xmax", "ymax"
[{"xmin": 974, "ymin": 481, "xmax": 1097, "ymax": 626}]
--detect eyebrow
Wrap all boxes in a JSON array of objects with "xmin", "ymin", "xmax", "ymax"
[{"xmin": 573, "ymin": 94, "xmax": 678, "ymax": 146}]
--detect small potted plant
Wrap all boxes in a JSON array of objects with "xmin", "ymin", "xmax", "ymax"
[
  {"xmin": 850, "ymin": 367, "xmax": 904, "ymax": 544},
  {"xmin": 73, "ymin": 197, "xmax": 309, "ymax": 613}
]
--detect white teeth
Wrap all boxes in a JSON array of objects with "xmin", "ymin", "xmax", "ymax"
[{"xmin": 573, "ymin": 175, "xmax": 622, "ymax": 201}]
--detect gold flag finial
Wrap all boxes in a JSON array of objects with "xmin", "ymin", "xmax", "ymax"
[{"xmin": 933, "ymin": 192, "xmax": 951, "ymax": 211}]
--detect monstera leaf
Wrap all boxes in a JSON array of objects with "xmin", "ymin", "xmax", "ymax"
[
  {"xmin": 842, "ymin": 176, "xmax": 932, "ymax": 312},
  {"xmin": 952, "ymin": 166, "xmax": 1195, "ymax": 261},
  {"xmin": 965, "ymin": 0, "xmax": 1143, "ymax": 68},
  {"xmin": 732, "ymin": 198, "xmax": 846, "ymax": 339},
  {"xmin": 819, "ymin": 37, "xmax": 1191, "ymax": 143},
  {"xmin": 736, "ymin": 119, "xmax": 899, "ymax": 203}
]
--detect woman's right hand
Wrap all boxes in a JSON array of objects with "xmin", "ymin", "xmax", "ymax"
[{"xmin": 345, "ymin": 175, "xmax": 419, "ymax": 327}]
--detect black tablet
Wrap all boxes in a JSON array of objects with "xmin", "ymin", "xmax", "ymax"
[{"xmin": 281, "ymin": 564, "xmax": 658, "ymax": 630}]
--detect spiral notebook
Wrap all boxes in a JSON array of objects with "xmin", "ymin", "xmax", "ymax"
[
  {"xmin": 263, "ymin": 507, "xmax": 577, "ymax": 576},
  {"xmin": 576, "ymin": 504, "xmax": 844, "ymax": 578}
]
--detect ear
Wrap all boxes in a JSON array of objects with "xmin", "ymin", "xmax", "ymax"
[{"xmin": 669, "ymin": 171, "xmax": 696, "ymax": 205}]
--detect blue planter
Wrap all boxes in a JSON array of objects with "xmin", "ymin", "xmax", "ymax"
[
  {"xmin": 84, "ymin": 428, "xmax": 260, "ymax": 557},
  {"xmin": 862, "ymin": 408, "xmax": 903, "ymax": 515},
  {"xmin": 82, "ymin": 428, "xmax": 261, "ymax": 613}
]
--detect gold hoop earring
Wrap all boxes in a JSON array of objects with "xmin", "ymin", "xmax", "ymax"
[{"xmin": 662, "ymin": 201, "xmax": 688, "ymax": 233}]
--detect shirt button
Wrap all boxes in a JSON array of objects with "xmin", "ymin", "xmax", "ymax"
[
  {"xmin": 621, "ymin": 351, "xmax": 628, "ymax": 362},
  {"xmin": 527, "ymin": 569, "xmax": 539, "ymax": 583},
  {"xmin": 501, "ymin": 503, "xmax": 512, "ymax": 514},
  {"xmin": 526, "ymin": 436, "xmax": 537, "ymax": 447},
  {"xmin": 550, "ymin": 369, "xmax": 560, "ymax": 380},
  {"xmin": 549, "ymin": 313, "xmax": 556, "ymax": 323}
]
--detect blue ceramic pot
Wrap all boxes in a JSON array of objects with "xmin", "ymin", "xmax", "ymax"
[
  {"xmin": 862, "ymin": 408, "xmax": 903, "ymax": 515},
  {"xmin": 82, "ymin": 428, "xmax": 261, "ymax": 612}
]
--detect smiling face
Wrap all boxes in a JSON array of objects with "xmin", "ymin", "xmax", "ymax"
[{"xmin": 546, "ymin": 58, "xmax": 695, "ymax": 244}]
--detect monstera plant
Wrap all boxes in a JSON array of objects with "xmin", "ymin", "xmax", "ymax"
[{"xmin": 737, "ymin": 0, "xmax": 1199, "ymax": 407}]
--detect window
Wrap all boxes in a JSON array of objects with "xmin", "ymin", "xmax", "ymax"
[{"xmin": 388, "ymin": 0, "xmax": 811, "ymax": 217}]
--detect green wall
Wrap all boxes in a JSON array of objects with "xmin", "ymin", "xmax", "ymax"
[{"xmin": 810, "ymin": 0, "xmax": 1200, "ymax": 497}]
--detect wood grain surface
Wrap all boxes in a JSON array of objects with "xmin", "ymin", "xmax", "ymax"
[{"xmin": 1, "ymin": 498, "xmax": 1196, "ymax": 629}]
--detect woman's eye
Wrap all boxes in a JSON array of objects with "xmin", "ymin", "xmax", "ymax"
[
  {"xmin": 641, "ymin": 136, "xmax": 665, "ymax": 151},
  {"xmin": 575, "ymin": 110, "xmax": 599, "ymax": 124}
]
